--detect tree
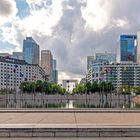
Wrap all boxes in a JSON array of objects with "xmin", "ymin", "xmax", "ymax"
[
  {"xmin": 72, "ymin": 84, "xmax": 85, "ymax": 94},
  {"xmin": 85, "ymin": 82, "xmax": 92, "ymax": 94},
  {"xmin": 43, "ymin": 81, "xmax": 49, "ymax": 94},
  {"xmin": 35, "ymin": 80, "xmax": 43, "ymax": 93},
  {"xmin": 91, "ymin": 81, "xmax": 99, "ymax": 93}
]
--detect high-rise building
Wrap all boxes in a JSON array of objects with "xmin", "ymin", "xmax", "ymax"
[
  {"xmin": 86, "ymin": 61, "xmax": 140, "ymax": 90},
  {"xmin": 53, "ymin": 59, "xmax": 56, "ymax": 70},
  {"xmin": 41, "ymin": 50, "xmax": 53, "ymax": 81},
  {"xmin": 96, "ymin": 52, "xmax": 116, "ymax": 64},
  {"xmin": 23, "ymin": 37, "xmax": 39, "ymax": 65},
  {"xmin": 52, "ymin": 59, "xmax": 58, "ymax": 84},
  {"xmin": 137, "ymin": 31, "xmax": 140, "ymax": 64},
  {"xmin": 87, "ymin": 56, "xmax": 95, "ymax": 71},
  {"xmin": 117, "ymin": 35, "xmax": 137, "ymax": 63},
  {"xmin": 12, "ymin": 52, "xmax": 24, "ymax": 60}
]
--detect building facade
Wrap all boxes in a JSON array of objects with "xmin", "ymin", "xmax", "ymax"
[
  {"xmin": 52, "ymin": 59, "xmax": 58, "ymax": 84},
  {"xmin": 87, "ymin": 56, "xmax": 95, "ymax": 71},
  {"xmin": 96, "ymin": 52, "xmax": 116, "ymax": 64},
  {"xmin": 23, "ymin": 37, "xmax": 39, "ymax": 65},
  {"xmin": 137, "ymin": 31, "xmax": 140, "ymax": 64},
  {"xmin": 12, "ymin": 52, "xmax": 24, "ymax": 60},
  {"xmin": 117, "ymin": 35, "xmax": 137, "ymax": 63},
  {"xmin": 41, "ymin": 50, "xmax": 53, "ymax": 81},
  {"xmin": 86, "ymin": 61, "xmax": 140, "ymax": 91},
  {"xmin": 0, "ymin": 56, "xmax": 46, "ymax": 91},
  {"xmin": 0, "ymin": 53, "xmax": 11, "ymax": 57}
]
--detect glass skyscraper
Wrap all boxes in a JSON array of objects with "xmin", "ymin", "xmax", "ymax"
[
  {"xmin": 23, "ymin": 37, "xmax": 39, "ymax": 65},
  {"xmin": 117, "ymin": 35, "xmax": 137, "ymax": 63}
]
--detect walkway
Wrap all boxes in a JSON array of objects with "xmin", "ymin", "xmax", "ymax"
[{"xmin": 0, "ymin": 110, "xmax": 140, "ymax": 137}]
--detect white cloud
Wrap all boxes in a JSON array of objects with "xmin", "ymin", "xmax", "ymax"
[
  {"xmin": 14, "ymin": 0, "xmax": 64, "ymax": 36},
  {"xmin": 81, "ymin": 0, "xmax": 110, "ymax": 31},
  {"xmin": 112, "ymin": 17, "xmax": 129, "ymax": 27},
  {"xmin": 0, "ymin": 25, "xmax": 18, "ymax": 46},
  {"xmin": 0, "ymin": 0, "xmax": 17, "ymax": 26}
]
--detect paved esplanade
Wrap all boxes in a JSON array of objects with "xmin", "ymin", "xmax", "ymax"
[
  {"xmin": 0, "ymin": 110, "xmax": 140, "ymax": 126},
  {"xmin": 0, "ymin": 109, "xmax": 140, "ymax": 137}
]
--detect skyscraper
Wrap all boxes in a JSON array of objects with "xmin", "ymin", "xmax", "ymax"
[
  {"xmin": 52, "ymin": 59, "xmax": 58, "ymax": 84},
  {"xmin": 23, "ymin": 37, "xmax": 39, "ymax": 65},
  {"xmin": 117, "ymin": 35, "xmax": 137, "ymax": 63},
  {"xmin": 41, "ymin": 50, "xmax": 53, "ymax": 81}
]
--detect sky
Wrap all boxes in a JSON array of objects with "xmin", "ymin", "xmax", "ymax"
[{"xmin": 0, "ymin": 0, "xmax": 140, "ymax": 83}]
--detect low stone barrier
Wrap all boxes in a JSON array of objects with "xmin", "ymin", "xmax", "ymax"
[
  {"xmin": 0, "ymin": 109, "xmax": 140, "ymax": 113},
  {"xmin": 0, "ymin": 127, "xmax": 140, "ymax": 137}
]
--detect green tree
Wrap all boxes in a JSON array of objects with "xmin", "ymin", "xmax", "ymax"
[
  {"xmin": 85, "ymin": 82, "xmax": 92, "ymax": 94},
  {"xmin": 43, "ymin": 81, "xmax": 49, "ymax": 94},
  {"xmin": 35, "ymin": 80, "xmax": 43, "ymax": 93},
  {"xmin": 91, "ymin": 81, "xmax": 99, "ymax": 93}
]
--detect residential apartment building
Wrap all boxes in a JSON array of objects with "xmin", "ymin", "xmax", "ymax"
[{"xmin": 86, "ymin": 61, "xmax": 140, "ymax": 90}]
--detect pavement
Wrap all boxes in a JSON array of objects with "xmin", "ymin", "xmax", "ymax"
[
  {"xmin": 0, "ymin": 110, "xmax": 140, "ymax": 137},
  {"xmin": 0, "ymin": 111, "xmax": 140, "ymax": 127}
]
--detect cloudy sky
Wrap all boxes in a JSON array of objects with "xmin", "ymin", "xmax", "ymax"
[{"xmin": 0, "ymin": 0, "xmax": 140, "ymax": 83}]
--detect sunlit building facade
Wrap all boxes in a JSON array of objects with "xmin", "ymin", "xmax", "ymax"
[{"xmin": 41, "ymin": 50, "xmax": 53, "ymax": 81}]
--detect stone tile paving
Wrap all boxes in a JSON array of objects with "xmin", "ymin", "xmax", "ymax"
[{"xmin": 0, "ymin": 112, "xmax": 140, "ymax": 127}]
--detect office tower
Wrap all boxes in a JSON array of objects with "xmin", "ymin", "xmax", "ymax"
[
  {"xmin": 12, "ymin": 52, "xmax": 24, "ymax": 60},
  {"xmin": 117, "ymin": 35, "xmax": 137, "ymax": 63},
  {"xmin": 52, "ymin": 59, "xmax": 58, "ymax": 84},
  {"xmin": 23, "ymin": 37, "xmax": 39, "ymax": 65},
  {"xmin": 96, "ymin": 52, "xmax": 116, "ymax": 64},
  {"xmin": 41, "ymin": 50, "xmax": 53, "ymax": 81},
  {"xmin": 53, "ymin": 59, "xmax": 56, "ymax": 70},
  {"xmin": 87, "ymin": 56, "xmax": 95, "ymax": 70}
]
